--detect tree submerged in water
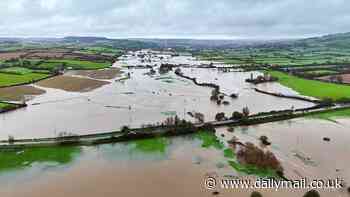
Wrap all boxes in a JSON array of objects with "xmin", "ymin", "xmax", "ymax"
[
  {"xmin": 237, "ymin": 142, "xmax": 283, "ymax": 175},
  {"xmin": 243, "ymin": 106, "xmax": 250, "ymax": 117},
  {"xmin": 215, "ymin": 112, "xmax": 227, "ymax": 121}
]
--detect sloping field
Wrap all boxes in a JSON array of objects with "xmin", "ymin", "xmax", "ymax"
[{"xmin": 269, "ymin": 71, "xmax": 350, "ymax": 101}]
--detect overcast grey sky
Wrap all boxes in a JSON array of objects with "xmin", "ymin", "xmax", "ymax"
[{"xmin": 0, "ymin": 0, "xmax": 349, "ymax": 39}]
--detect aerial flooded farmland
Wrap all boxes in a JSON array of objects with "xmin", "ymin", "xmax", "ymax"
[
  {"xmin": 0, "ymin": 53, "xmax": 313, "ymax": 139},
  {"xmin": 1, "ymin": 49, "xmax": 350, "ymax": 197},
  {"xmin": 1, "ymin": 1, "xmax": 350, "ymax": 197}
]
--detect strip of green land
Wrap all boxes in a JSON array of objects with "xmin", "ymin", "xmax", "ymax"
[
  {"xmin": 48, "ymin": 59, "xmax": 111, "ymax": 70},
  {"xmin": 0, "ymin": 72, "xmax": 49, "ymax": 87},
  {"xmin": 0, "ymin": 102, "xmax": 15, "ymax": 110},
  {"xmin": 269, "ymin": 71, "xmax": 350, "ymax": 101}
]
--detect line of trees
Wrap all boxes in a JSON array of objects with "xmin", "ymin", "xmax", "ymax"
[{"xmin": 215, "ymin": 106, "xmax": 250, "ymax": 121}]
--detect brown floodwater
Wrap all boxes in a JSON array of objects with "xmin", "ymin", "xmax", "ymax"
[
  {"xmin": 0, "ymin": 69, "xmax": 313, "ymax": 140},
  {"xmin": 0, "ymin": 54, "xmax": 347, "ymax": 197},
  {"xmin": 1, "ymin": 118, "xmax": 347, "ymax": 197},
  {"xmin": 0, "ymin": 67, "xmax": 314, "ymax": 140},
  {"xmin": 216, "ymin": 118, "xmax": 350, "ymax": 196}
]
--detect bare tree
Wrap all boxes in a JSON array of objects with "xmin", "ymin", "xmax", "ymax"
[{"xmin": 242, "ymin": 106, "xmax": 250, "ymax": 117}]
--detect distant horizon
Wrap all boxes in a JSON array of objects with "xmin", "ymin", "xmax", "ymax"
[{"xmin": 0, "ymin": 32, "xmax": 342, "ymax": 41}]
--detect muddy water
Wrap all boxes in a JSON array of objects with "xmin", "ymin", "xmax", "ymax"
[
  {"xmin": 180, "ymin": 67, "xmax": 314, "ymax": 112},
  {"xmin": 0, "ymin": 122, "xmax": 346, "ymax": 197},
  {"xmin": 216, "ymin": 118, "xmax": 350, "ymax": 196},
  {"xmin": 0, "ymin": 135, "xmax": 231, "ymax": 197},
  {"xmin": 181, "ymin": 67, "xmax": 312, "ymax": 97},
  {"xmin": 0, "ymin": 67, "xmax": 313, "ymax": 140}
]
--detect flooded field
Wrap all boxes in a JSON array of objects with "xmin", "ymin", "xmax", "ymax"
[
  {"xmin": 0, "ymin": 134, "xmax": 230, "ymax": 197},
  {"xmin": 0, "ymin": 85, "xmax": 46, "ymax": 101},
  {"xmin": 0, "ymin": 118, "xmax": 348, "ymax": 197},
  {"xmin": 217, "ymin": 118, "xmax": 350, "ymax": 196},
  {"xmin": 0, "ymin": 53, "xmax": 344, "ymax": 197},
  {"xmin": 0, "ymin": 65, "xmax": 313, "ymax": 140}
]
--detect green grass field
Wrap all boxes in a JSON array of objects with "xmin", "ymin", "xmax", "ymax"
[
  {"xmin": 48, "ymin": 59, "xmax": 112, "ymax": 70},
  {"xmin": 0, "ymin": 72, "xmax": 49, "ymax": 87},
  {"xmin": 0, "ymin": 102, "xmax": 16, "ymax": 110},
  {"xmin": 269, "ymin": 71, "xmax": 350, "ymax": 101},
  {"xmin": 196, "ymin": 46, "xmax": 350, "ymax": 66},
  {"xmin": 1, "ymin": 67, "xmax": 33, "ymax": 74},
  {"xmin": 0, "ymin": 67, "xmax": 50, "ymax": 75}
]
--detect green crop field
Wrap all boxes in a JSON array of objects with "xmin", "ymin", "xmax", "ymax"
[
  {"xmin": 0, "ymin": 102, "xmax": 17, "ymax": 111},
  {"xmin": 196, "ymin": 45, "xmax": 350, "ymax": 66},
  {"xmin": 0, "ymin": 102, "xmax": 13, "ymax": 109},
  {"xmin": 0, "ymin": 67, "xmax": 50, "ymax": 75},
  {"xmin": 0, "ymin": 72, "xmax": 49, "ymax": 87},
  {"xmin": 269, "ymin": 71, "xmax": 350, "ymax": 101},
  {"xmin": 48, "ymin": 59, "xmax": 112, "ymax": 70},
  {"xmin": 0, "ymin": 67, "xmax": 33, "ymax": 74}
]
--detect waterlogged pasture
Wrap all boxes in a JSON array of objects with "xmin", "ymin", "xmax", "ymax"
[{"xmin": 0, "ymin": 147, "xmax": 81, "ymax": 172}]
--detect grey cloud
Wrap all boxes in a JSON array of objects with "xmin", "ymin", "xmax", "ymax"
[{"xmin": 0, "ymin": 0, "xmax": 349, "ymax": 38}]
